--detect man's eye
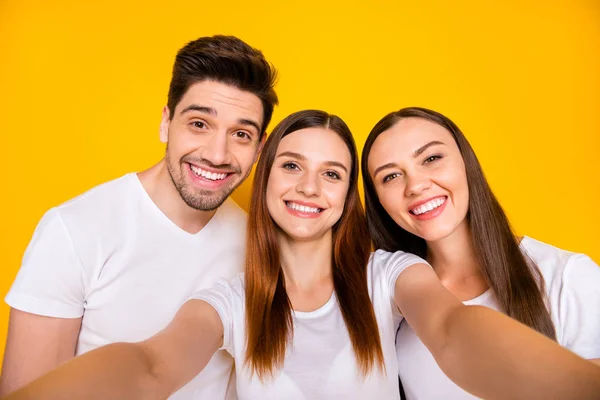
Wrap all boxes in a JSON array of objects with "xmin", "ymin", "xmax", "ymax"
[
  {"xmin": 234, "ymin": 131, "xmax": 251, "ymax": 140},
  {"xmin": 191, "ymin": 121, "xmax": 206, "ymax": 129}
]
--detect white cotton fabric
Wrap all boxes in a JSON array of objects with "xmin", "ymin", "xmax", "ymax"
[
  {"xmin": 193, "ymin": 250, "xmax": 427, "ymax": 400},
  {"xmin": 396, "ymin": 236, "xmax": 600, "ymax": 400},
  {"xmin": 6, "ymin": 173, "xmax": 247, "ymax": 399}
]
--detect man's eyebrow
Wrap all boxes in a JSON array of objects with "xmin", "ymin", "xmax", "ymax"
[
  {"xmin": 238, "ymin": 118, "xmax": 261, "ymax": 133},
  {"xmin": 276, "ymin": 152, "xmax": 348, "ymax": 173},
  {"xmin": 179, "ymin": 105, "xmax": 216, "ymax": 115},
  {"xmin": 179, "ymin": 105, "xmax": 261, "ymax": 133}
]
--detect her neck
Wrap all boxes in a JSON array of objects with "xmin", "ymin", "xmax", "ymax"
[
  {"xmin": 426, "ymin": 220, "xmax": 488, "ymax": 298},
  {"xmin": 278, "ymin": 230, "xmax": 333, "ymax": 291}
]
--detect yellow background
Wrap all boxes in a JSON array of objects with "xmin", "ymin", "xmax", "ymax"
[{"xmin": 1, "ymin": 0, "xmax": 599, "ymax": 367}]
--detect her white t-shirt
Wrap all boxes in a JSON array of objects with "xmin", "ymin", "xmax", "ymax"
[
  {"xmin": 193, "ymin": 250, "xmax": 426, "ymax": 400},
  {"xmin": 396, "ymin": 236, "xmax": 600, "ymax": 400}
]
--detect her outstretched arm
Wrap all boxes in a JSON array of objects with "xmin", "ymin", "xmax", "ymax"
[
  {"xmin": 394, "ymin": 263, "xmax": 600, "ymax": 400},
  {"xmin": 2, "ymin": 300, "xmax": 223, "ymax": 400}
]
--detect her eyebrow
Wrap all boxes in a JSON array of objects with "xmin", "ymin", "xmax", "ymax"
[
  {"xmin": 276, "ymin": 151, "xmax": 348, "ymax": 173},
  {"xmin": 373, "ymin": 141, "xmax": 446, "ymax": 178},
  {"xmin": 413, "ymin": 141, "xmax": 445, "ymax": 157},
  {"xmin": 373, "ymin": 162, "xmax": 397, "ymax": 178}
]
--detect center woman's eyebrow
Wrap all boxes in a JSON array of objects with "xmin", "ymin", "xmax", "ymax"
[
  {"xmin": 180, "ymin": 104, "xmax": 261, "ymax": 133},
  {"xmin": 276, "ymin": 151, "xmax": 348, "ymax": 173}
]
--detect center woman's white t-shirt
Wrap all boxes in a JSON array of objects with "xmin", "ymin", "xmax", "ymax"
[{"xmin": 193, "ymin": 250, "xmax": 425, "ymax": 400}]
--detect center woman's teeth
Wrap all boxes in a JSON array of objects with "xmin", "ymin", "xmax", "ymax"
[
  {"xmin": 411, "ymin": 197, "xmax": 446, "ymax": 215},
  {"xmin": 286, "ymin": 202, "xmax": 321, "ymax": 214},
  {"xmin": 190, "ymin": 164, "xmax": 228, "ymax": 181}
]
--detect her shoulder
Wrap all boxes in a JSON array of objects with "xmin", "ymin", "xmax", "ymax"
[{"xmin": 520, "ymin": 236, "xmax": 600, "ymax": 287}]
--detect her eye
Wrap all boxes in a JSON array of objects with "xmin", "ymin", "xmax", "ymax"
[
  {"xmin": 424, "ymin": 154, "xmax": 442, "ymax": 164},
  {"xmin": 282, "ymin": 162, "xmax": 299, "ymax": 171},
  {"xmin": 383, "ymin": 173, "xmax": 401, "ymax": 183},
  {"xmin": 324, "ymin": 171, "xmax": 341, "ymax": 180}
]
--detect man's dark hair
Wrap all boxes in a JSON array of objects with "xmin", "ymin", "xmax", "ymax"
[{"xmin": 167, "ymin": 35, "xmax": 278, "ymax": 136}]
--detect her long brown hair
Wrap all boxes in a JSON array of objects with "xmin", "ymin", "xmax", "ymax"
[
  {"xmin": 361, "ymin": 107, "xmax": 556, "ymax": 340},
  {"xmin": 245, "ymin": 110, "xmax": 385, "ymax": 380}
]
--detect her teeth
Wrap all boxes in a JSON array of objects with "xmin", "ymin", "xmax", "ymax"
[
  {"xmin": 287, "ymin": 202, "xmax": 320, "ymax": 213},
  {"xmin": 411, "ymin": 197, "xmax": 446, "ymax": 215}
]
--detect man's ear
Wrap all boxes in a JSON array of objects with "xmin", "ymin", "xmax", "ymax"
[
  {"xmin": 254, "ymin": 133, "xmax": 267, "ymax": 164},
  {"xmin": 159, "ymin": 106, "xmax": 170, "ymax": 143}
]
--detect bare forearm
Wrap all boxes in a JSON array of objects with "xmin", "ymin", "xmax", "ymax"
[
  {"xmin": 0, "ymin": 311, "xmax": 81, "ymax": 396},
  {"xmin": 437, "ymin": 305, "xmax": 600, "ymax": 400},
  {"xmin": 2, "ymin": 343, "xmax": 170, "ymax": 400}
]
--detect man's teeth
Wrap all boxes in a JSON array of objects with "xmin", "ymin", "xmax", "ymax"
[
  {"xmin": 286, "ymin": 202, "xmax": 321, "ymax": 214},
  {"xmin": 411, "ymin": 197, "xmax": 446, "ymax": 215},
  {"xmin": 190, "ymin": 164, "xmax": 228, "ymax": 181}
]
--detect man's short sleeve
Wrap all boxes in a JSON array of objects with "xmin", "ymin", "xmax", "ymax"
[{"xmin": 5, "ymin": 209, "xmax": 88, "ymax": 318}]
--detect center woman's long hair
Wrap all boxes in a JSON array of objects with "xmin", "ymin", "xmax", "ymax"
[
  {"xmin": 361, "ymin": 107, "xmax": 556, "ymax": 340},
  {"xmin": 245, "ymin": 110, "xmax": 385, "ymax": 380}
]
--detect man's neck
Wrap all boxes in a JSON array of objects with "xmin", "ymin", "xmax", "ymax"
[{"xmin": 137, "ymin": 159, "xmax": 216, "ymax": 234}]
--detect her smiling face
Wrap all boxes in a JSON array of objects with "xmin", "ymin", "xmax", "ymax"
[
  {"xmin": 367, "ymin": 117, "xmax": 470, "ymax": 243},
  {"xmin": 266, "ymin": 127, "xmax": 352, "ymax": 242}
]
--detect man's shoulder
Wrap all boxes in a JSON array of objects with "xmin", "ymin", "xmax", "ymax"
[
  {"xmin": 55, "ymin": 173, "xmax": 138, "ymax": 217},
  {"xmin": 46, "ymin": 173, "xmax": 140, "ymax": 234},
  {"xmin": 215, "ymin": 198, "xmax": 248, "ymax": 227}
]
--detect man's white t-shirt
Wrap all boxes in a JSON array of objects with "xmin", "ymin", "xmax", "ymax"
[
  {"xmin": 6, "ymin": 173, "xmax": 247, "ymax": 399},
  {"xmin": 193, "ymin": 249, "xmax": 427, "ymax": 400},
  {"xmin": 396, "ymin": 236, "xmax": 600, "ymax": 400}
]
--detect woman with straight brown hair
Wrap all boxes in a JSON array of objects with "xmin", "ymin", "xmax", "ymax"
[
  {"xmin": 5, "ymin": 110, "xmax": 600, "ymax": 400},
  {"xmin": 362, "ymin": 106, "xmax": 600, "ymax": 399}
]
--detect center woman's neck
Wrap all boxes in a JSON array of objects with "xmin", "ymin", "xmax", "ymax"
[{"xmin": 278, "ymin": 231, "xmax": 333, "ymax": 291}]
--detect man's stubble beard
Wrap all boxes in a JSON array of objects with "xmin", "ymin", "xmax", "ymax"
[{"xmin": 165, "ymin": 147, "xmax": 252, "ymax": 211}]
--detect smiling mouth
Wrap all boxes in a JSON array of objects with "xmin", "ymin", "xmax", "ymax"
[
  {"xmin": 285, "ymin": 201, "xmax": 324, "ymax": 214},
  {"xmin": 188, "ymin": 163, "xmax": 232, "ymax": 181},
  {"xmin": 409, "ymin": 196, "xmax": 447, "ymax": 216}
]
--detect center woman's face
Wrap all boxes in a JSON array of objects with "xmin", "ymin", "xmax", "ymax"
[
  {"xmin": 266, "ymin": 127, "xmax": 352, "ymax": 241},
  {"xmin": 367, "ymin": 117, "xmax": 470, "ymax": 243}
]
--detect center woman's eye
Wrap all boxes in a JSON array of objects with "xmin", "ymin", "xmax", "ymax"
[
  {"xmin": 325, "ymin": 171, "xmax": 341, "ymax": 180},
  {"xmin": 383, "ymin": 173, "xmax": 401, "ymax": 183},
  {"xmin": 282, "ymin": 162, "xmax": 299, "ymax": 170}
]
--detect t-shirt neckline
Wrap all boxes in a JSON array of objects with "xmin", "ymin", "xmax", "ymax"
[
  {"xmin": 293, "ymin": 291, "xmax": 337, "ymax": 319},
  {"xmin": 463, "ymin": 236, "xmax": 531, "ymax": 305},
  {"xmin": 129, "ymin": 172, "xmax": 224, "ymax": 241}
]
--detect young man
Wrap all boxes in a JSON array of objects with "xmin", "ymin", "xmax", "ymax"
[{"xmin": 0, "ymin": 35, "xmax": 278, "ymax": 399}]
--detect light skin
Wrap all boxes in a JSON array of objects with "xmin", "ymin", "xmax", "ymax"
[
  {"xmin": 0, "ymin": 80, "xmax": 265, "ymax": 396},
  {"xmin": 368, "ymin": 116, "xmax": 600, "ymax": 364},
  {"xmin": 4, "ymin": 126, "xmax": 600, "ymax": 400}
]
